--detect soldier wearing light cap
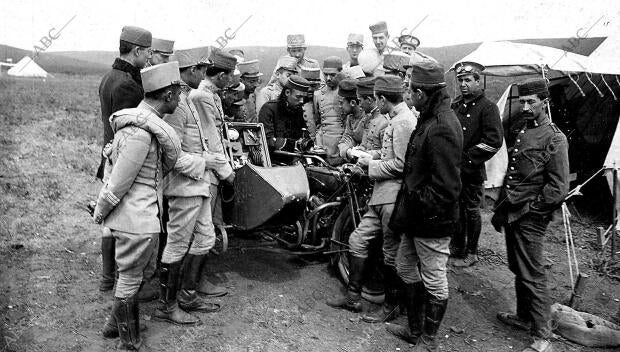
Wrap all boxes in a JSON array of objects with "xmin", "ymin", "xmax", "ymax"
[
  {"xmin": 398, "ymin": 34, "xmax": 420, "ymax": 55},
  {"xmin": 238, "ymin": 59, "xmax": 263, "ymax": 123},
  {"xmin": 94, "ymin": 61, "xmax": 182, "ymax": 350},
  {"xmin": 256, "ymin": 55, "xmax": 298, "ymax": 113},
  {"xmin": 344, "ymin": 33, "xmax": 364, "ymax": 69},
  {"xmin": 266, "ymin": 34, "xmax": 322, "ymax": 86},
  {"xmin": 492, "ymin": 78, "xmax": 568, "ymax": 352},
  {"xmin": 148, "ymin": 38, "xmax": 174, "ymax": 66},
  {"xmin": 96, "ymin": 25, "xmax": 153, "ymax": 301}
]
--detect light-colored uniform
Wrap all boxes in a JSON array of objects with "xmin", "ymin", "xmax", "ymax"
[
  {"xmin": 256, "ymin": 83, "xmax": 283, "ymax": 116},
  {"xmin": 314, "ymin": 86, "xmax": 344, "ymax": 158}
]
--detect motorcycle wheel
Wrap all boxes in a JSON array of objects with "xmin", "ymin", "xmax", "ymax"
[{"xmin": 330, "ymin": 206, "xmax": 385, "ymax": 304}]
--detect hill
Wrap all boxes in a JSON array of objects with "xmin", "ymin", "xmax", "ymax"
[{"xmin": 0, "ymin": 44, "xmax": 108, "ymax": 75}]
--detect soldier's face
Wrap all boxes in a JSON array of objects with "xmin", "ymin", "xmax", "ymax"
[
  {"xmin": 324, "ymin": 72, "xmax": 338, "ymax": 88},
  {"xmin": 409, "ymin": 88, "xmax": 427, "ymax": 111},
  {"xmin": 288, "ymin": 47, "xmax": 306, "ymax": 61},
  {"xmin": 347, "ymin": 44, "xmax": 363, "ymax": 60},
  {"xmin": 358, "ymin": 95, "xmax": 375, "ymax": 113},
  {"xmin": 149, "ymin": 52, "xmax": 169, "ymax": 66},
  {"xmin": 339, "ymin": 96, "xmax": 354, "ymax": 114},
  {"xmin": 164, "ymin": 86, "xmax": 182, "ymax": 114},
  {"xmin": 276, "ymin": 69, "xmax": 295, "ymax": 87},
  {"xmin": 403, "ymin": 88, "xmax": 414, "ymax": 109},
  {"xmin": 375, "ymin": 94, "xmax": 391, "ymax": 114},
  {"xmin": 286, "ymin": 88, "xmax": 307, "ymax": 108},
  {"xmin": 372, "ymin": 33, "xmax": 388, "ymax": 52},
  {"xmin": 241, "ymin": 76, "xmax": 261, "ymax": 92},
  {"xmin": 216, "ymin": 71, "xmax": 234, "ymax": 89},
  {"xmin": 400, "ymin": 44, "xmax": 416, "ymax": 55},
  {"xmin": 458, "ymin": 74, "xmax": 481, "ymax": 97},
  {"xmin": 519, "ymin": 94, "xmax": 546, "ymax": 120},
  {"xmin": 135, "ymin": 46, "xmax": 152, "ymax": 69}
]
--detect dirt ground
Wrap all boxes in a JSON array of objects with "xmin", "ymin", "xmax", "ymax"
[{"xmin": 1, "ymin": 74, "xmax": 619, "ymax": 352}]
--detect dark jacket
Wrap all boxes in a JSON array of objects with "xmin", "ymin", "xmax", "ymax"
[
  {"xmin": 389, "ymin": 89, "xmax": 464, "ymax": 238},
  {"xmin": 451, "ymin": 92, "xmax": 503, "ymax": 183},
  {"xmin": 259, "ymin": 99, "xmax": 306, "ymax": 152},
  {"xmin": 96, "ymin": 58, "xmax": 144, "ymax": 179}
]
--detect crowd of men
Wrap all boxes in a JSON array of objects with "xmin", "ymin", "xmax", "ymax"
[{"xmin": 93, "ymin": 21, "xmax": 569, "ymax": 352}]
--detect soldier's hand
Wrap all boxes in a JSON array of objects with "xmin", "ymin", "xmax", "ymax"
[
  {"xmin": 224, "ymin": 172, "xmax": 235, "ymax": 185},
  {"xmin": 357, "ymin": 154, "xmax": 372, "ymax": 167},
  {"xmin": 203, "ymin": 152, "xmax": 229, "ymax": 169}
]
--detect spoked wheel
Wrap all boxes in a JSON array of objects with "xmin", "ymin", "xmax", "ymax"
[
  {"xmin": 330, "ymin": 206, "xmax": 384, "ymax": 303},
  {"xmin": 210, "ymin": 225, "xmax": 229, "ymax": 255}
]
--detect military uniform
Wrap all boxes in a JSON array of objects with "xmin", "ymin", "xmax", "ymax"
[
  {"xmin": 256, "ymin": 83, "xmax": 283, "ymax": 115},
  {"xmin": 492, "ymin": 80, "xmax": 569, "ymax": 347},
  {"xmin": 451, "ymin": 88, "xmax": 503, "ymax": 260},
  {"xmin": 243, "ymin": 92, "xmax": 257, "ymax": 123},
  {"xmin": 337, "ymin": 109, "xmax": 367, "ymax": 159},
  {"xmin": 360, "ymin": 107, "xmax": 388, "ymax": 154},
  {"xmin": 314, "ymin": 87, "xmax": 344, "ymax": 158}
]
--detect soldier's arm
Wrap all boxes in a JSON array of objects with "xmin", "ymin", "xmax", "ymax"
[
  {"xmin": 465, "ymin": 103, "xmax": 503, "ymax": 166},
  {"xmin": 111, "ymin": 80, "xmax": 143, "ymax": 114},
  {"xmin": 532, "ymin": 133, "xmax": 570, "ymax": 211},
  {"xmin": 259, "ymin": 103, "xmax": 285, "ymax": 150},
  {"xmin": 368, "ymin": 120, "xmax": 414, "ymax": 180},
  {"xmin": 93, "ymin": 128, "xmax": 151, "ymax": 223},
  {"xmin": 163, "ymin": 107, "xmax": 206, "ymax": 180},
  {"xmin": 337, "ymin": 116, "xmax": 357, "ymax": 158},
  {"xmin": 365, "ymin": 117, "xmax": 388, "ymax": 158}
]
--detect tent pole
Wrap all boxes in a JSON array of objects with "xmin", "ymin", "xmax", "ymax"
[{"xmin": 541, "ymin": 65, "xmax": 552, "ymax": 122}]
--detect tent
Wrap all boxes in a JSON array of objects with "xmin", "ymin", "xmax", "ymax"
[
  {"xmin": 450, "ymin": 40, "xmax": 620, "ymax": 224},
  {"xmin": 7, "ymin": 56, "xmax": 48, "ymax": 78}
]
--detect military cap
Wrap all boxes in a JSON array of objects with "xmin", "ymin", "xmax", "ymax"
[
  {"xmin": 343, "ymin": 65, "xmax": 366, "ymax": 79},
  {"xmin": 227, "ymin": 49, "xmax": 245, "ymax": 61},
  {"xmin": 120, "ymin": 26, "xmax": 152, "ymax": 47},
  {"xmin": 141, "ymin": 61, "xmax": 181, "ymax": 93},
  {"xmin": 323, "ymin": 56, "xmax": 343, "ymax": 74},
  {"xmin": 287, "ymin": 34, "xmax": 307, "ymax": 48},
  {"xmin": 300, "ymin": 66, "xmax": 321, "ymax": 82},
  {"xmin": 151, "ymin": 38, "xmax": 174, "ymax": 55},
  {"xmin": 285, "ymin": 75, "xmax": 311, "ymax": 92},
  {"xmin": 238, "ymin": 59, "xmax": 263, "ymax": 77},
  {"xmin": 409, "ymin": 61, "xmax": 447, "ymax": 88},
  {"xmin": 369, "ymin": 21, "xmax": 388, "ymax": 35},
  {"xmin": 338, "ymin": 79, "xmax": 358, "ymax": 98},
  {"xmin": 356, "ymin": 77, "xmax": 376, "ymax": 96},
  {"xmin": 276, "ymin": 56, "xmax": 299, "ymax": 73},
  {"xmin": 454, "ymin": 61, "xmax": 485, "ymax": 77},
  {"xmin": 227, "ymin": 82, "xmax": 246, "ymax": 92},
  {"xmin": 517, "ymin": 78, "xmax": 549, "ymax": 96},
  {"xmin": 174, "ymin": 48, "xmax": 209, "ymax": 68},
  {"xmin": 374, "ymin": 75, "xmax": 405, "ymax": 94},
  {"xmin": 398, "ymin": 34, "xmax": 420, "ymax": 49},
  {"xmin": 383, "ymin": 53, "xmax": 410, "ymax": 73},
  {"xmin": 347, "ymin": 33, "xmax": 364, "ymax": 46},
  {"xmin": 209, "ymin": 50, "xmax": 237, "ymax": 71}
]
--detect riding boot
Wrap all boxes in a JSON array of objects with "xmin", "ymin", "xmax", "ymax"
[
  {"xmin": 413, "ymin": 293, "xmax": 448, "ymax": 352},
  {"xmin": 326, "ymin": 256, "xmax": 365, "ymax": 312},
  {"xmin": 114, "ymin": 295, "xmax": 142, "ymax": 350},
  {"xmin": 362, "ymin": 264, "xmax": 401, "ymax": 323},
  {"xmin": 196, "ymin": 255, "xmax": 228, "ymax": 297},
  {"xmin": 154, "ymin": 261, "xmax": 200, "ymax": 325},
  {"xmin": 178, "ymin": 254, "xmax": 221, "ymax": 313},
  {"xmin": 386, "ymin": 281, "xmax": 425, "ymax": 343},
  {"xmin": 99, "ymin": 236, "xmax": 116, "ymax": 291}
]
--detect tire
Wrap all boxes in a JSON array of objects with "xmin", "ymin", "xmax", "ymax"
[{"xmin": 330, "ymin": 206, "xmax": 384, "ymax": 303}]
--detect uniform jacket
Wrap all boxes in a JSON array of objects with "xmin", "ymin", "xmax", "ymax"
[
  {"xmin": 361, "ymin": 107, "xmax": 389, "ymax": 157},
  {"xmin": 494, "ymin": 115, "xmax": 569, "ymax": 224},
  {"xmin": 97, "ymin": 58, "xmax": 144, "ymax": 179},
  {"xmin": 162, "ymin": 85, "xmax": 216, "ymax": 198},
  {"xmin": 337, "ymin": 108, "xmax": 367, "ymax": 158},
  {"xmin": 243, "ymin": 91, "xmax": 257, "ymax": 123},
  {"xmin": 368, "ymin": 102, "xmax": 416, "ymax": 206},
  {"xmin": 93, "ymin": 102, "xmax": 181, "ymax": 233},
  {"xmin": 191, "ymin": 80, "xmax": 234, "ymax": 186},
  {"xmin": 389, "ymin": 90, "xmax": 463, "ymax": 238},
  {"xmin": 256, "ymin": 83, "xmax": 283, "ymax": 116},
  {"xmin": 259, "ymin": 99, "xmax": 306, "ymax": 152},
  {"xmin": 451, "ymin": 92, "xmax": 503, "ymax": 183},
  {"xmin": 314, "ymin": 87, "xmax": 345, "ymax": 157}
]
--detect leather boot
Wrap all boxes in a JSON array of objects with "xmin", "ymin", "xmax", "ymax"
[
  {"xmin": 362, "ymin": 264, "xmax": 401, "ymax": 323},
  {"xmin": 178, "ymin": 254, "xmax": 221, "ymax": 313},
  {"xmin": 386, "ymin": 281, "xmax": 425, "ymax": 343},
  {"xmin": 196, "ymin": 255, "xmax": 228, "ymax": 297},
  {"xmin": 114, "ymin": 295, "xmax": 141, "ymax": 350},
  {"xmin": 326, "ymin": 256, "xmax": 365, "ymax": 312},
  {"xmin": 154, "ymin": 261, "xmax": 201, "ymax": 325},
  {"xmin": 413, "ymin": 293, "xmax": 448, "ymax": 352},
  {"xmin": 137, "ymin": 280, "xmax": 158, "ymax": 302},
  {"xmin": 99, "ymin": 236, "xmax": 116, "ymax": 291},
  {"xmin": 102, "ymin": 307, "xmax": 147, "ymax": 338}
]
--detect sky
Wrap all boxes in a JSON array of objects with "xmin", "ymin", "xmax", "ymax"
[{"xmin": 1, "ymin": 0, "xmax": 620, "ymax": 52}]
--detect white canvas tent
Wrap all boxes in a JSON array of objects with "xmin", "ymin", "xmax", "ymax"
[{"xmin": 7, "ymin": 56, "xmax": 48, "ymax": 78}]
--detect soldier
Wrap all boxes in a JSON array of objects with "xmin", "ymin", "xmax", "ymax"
[
  {"xmin": 256, "ymin": 56, "xmax": 298, "ymax": 114},
  {"xmin": 222, "ymin": 81, "xmax": 245, "ymax": 122},
  {"xmin": 344, "ymin": 33, "xmax": 364, "ymax": 68},
  {"xmin": 398, "ymin": 34, "xmax": 420, "ymax": 55},
  {"xmin": 193, "ymin": 50, "xmax": 237, "ymax": 297},
  {"xmin": 314, "ymin": 56, "xmax": 345, "ymax": 163},
  {"xmin": 327, "ymin": 76, "xmax": 416, "ymax": 325},
  {"xmin": 155, "ymin": 49, "xmax": 230, "ymax": 327},
  {"xmin": 266, "ymin": 34, "xmax": 321, "ymax": 85},
  {"xmin": 238, "ymin": 59, "xmax": 263, "ymax": 123},
  {"xmin": 97, "ymin": 26, "xmax": 152, "ymax": 295},
  {"xmin": 348, "ymin": 77, "xmax": 388, "ymax": 159},
  {"xmin": 300, "ymin": 66, "xmax": 322, "ymax": 138},
  {"xmin": 492, "ymin": 78, "xmax": 569, "ymax": 352},
  {"xmin": 148, "ymin": 38, "xmax": 174, "ymax": 66},
  {"xmin": 450, "ymin": 62, "xmax": 503, "ymax": 267},
  {"xmin": 387, "ymin": 61, "xmax": 463, "ymax": 352},
  {"xmin": 259, "ymin": 75, "xmax": 310, "ymax": 163},
  {"xmin": 336, "ymin": 79, "xmax": 372, "ymax": 160},
  {"xmin": 94, "ymin": 61, "xmax": 182, "ymax": 350}
]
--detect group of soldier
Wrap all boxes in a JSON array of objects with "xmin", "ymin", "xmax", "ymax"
[{"xmin": 92, "ymin": 20, "xmax": 569, "ymax": 352}]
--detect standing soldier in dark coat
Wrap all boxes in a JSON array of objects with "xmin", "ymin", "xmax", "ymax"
[
  {"xmin": 492, "ymin": 78, "xmax": 569, "ymax": 352},
  {"xmin": 97, "ymin": 26, "xmax": 152, "ymax": 295},
  {"xmin": 451, "ymin": 61, "xmax": 503, "ymax": 267},
  {"xmin": 387, "ymin": 61, "xmax": 463, "ymax": 352}
]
